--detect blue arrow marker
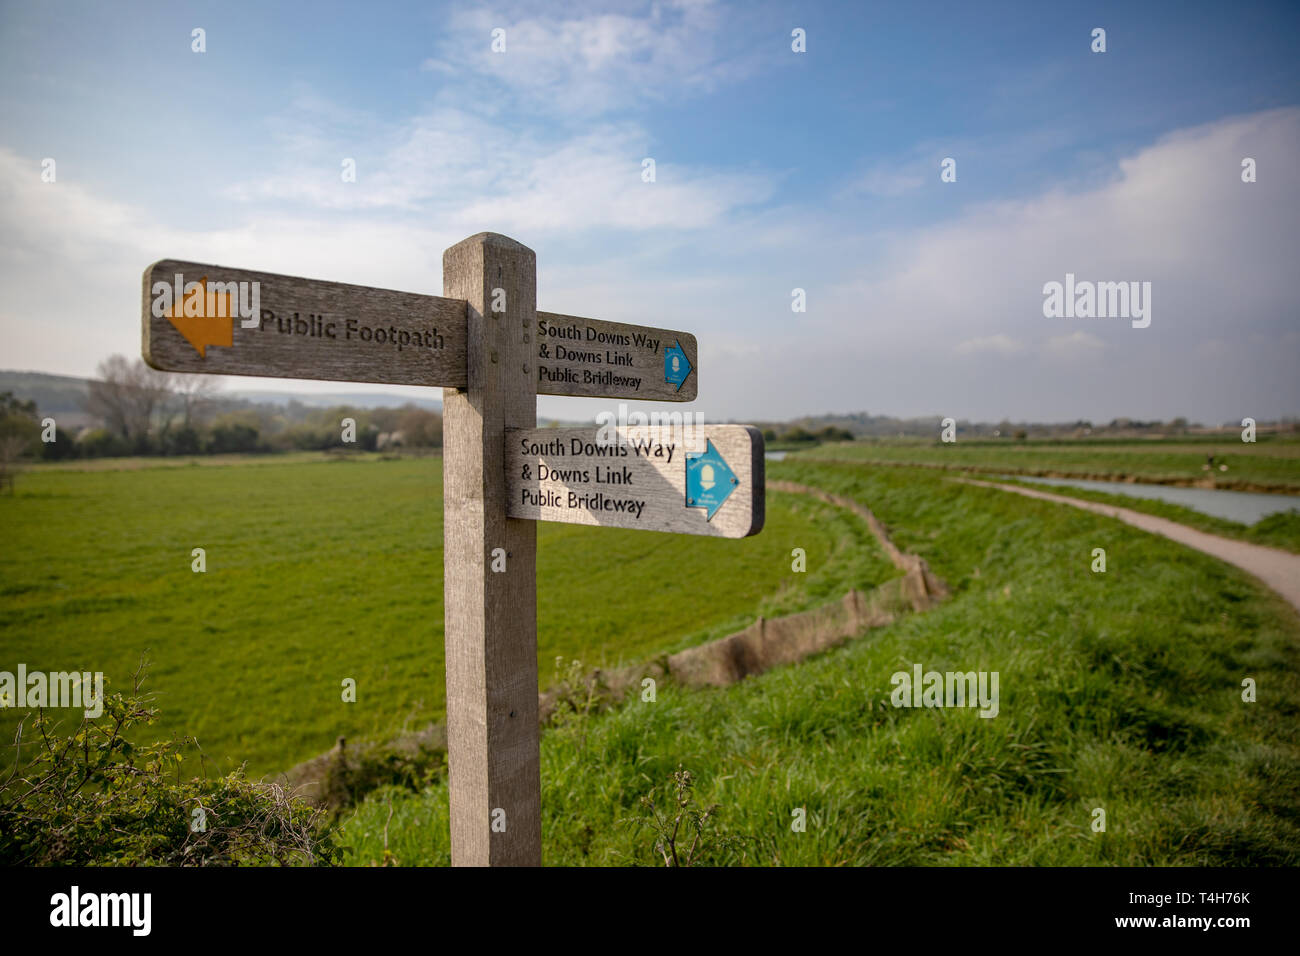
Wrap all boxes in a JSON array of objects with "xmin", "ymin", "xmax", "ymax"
[
  {"xmin": 664, "ymin": 339, "xmax": 693, "ymax": 391},
  {"xmin": 685, "ymin": 439, "xmax": 739, "ymax": 521}
]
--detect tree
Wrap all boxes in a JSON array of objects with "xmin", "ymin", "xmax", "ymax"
[
  {"xmin": 0, "ymin": 392, "xmax": 41, "ymax": 493},
  {"xmin": 172, "ymin": 373, "xmax": 222, "ymax": 428},
  {"xmin": 369, "ymin": 406, "xmax": 403, "ymax": 434},
  {"xmin": 83, "ymin": 355, "xmax": 174, "ymax": 445},
  {"xmin": 396, "ymin": 406, "xmax": 443, "ymax": 447},
  {"xmin": 165, "ymin": 426, "xmax": 203, "ymax": 456},
  {"xmin": 208, "ymin": 423, "xmax": 261, "ymax": 454},
  {"xmin": 816, "ymin": 425, "xmax": 854, "ymax": 442}
]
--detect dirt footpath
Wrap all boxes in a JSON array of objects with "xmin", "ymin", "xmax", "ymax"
[{"xmin": 960, "ymin": 478, "xmax": 1300, "ymax": 614}]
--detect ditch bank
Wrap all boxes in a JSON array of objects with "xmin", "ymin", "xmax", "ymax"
[
  {"xmin": 806, "ymin": 455, "xmax": 1300, "ymax": 496},
  {"xmin": 273, "ymin": 481, "xmax": 949, "ymax": 807}
]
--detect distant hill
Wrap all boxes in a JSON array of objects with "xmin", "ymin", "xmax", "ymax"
[
  {"xmin": 747, "ymin": 411, "xmax": 1296, "ymax": 440},
  {"xmin": 3, "ymin": 370, "xmax": 1289, "ymax": 438},
  {"xmin": 0, "ymin": 370, "xmax": 92, "ymax": 413},
  {"xmin": 0, "ymin": 371, "xmax": 96, "ymax": 428},
  {"xmin": 0, "ymin": 370, "xmax": 442, "ymax": 423},
  {"xmin": 231, "ymin": 390, "xmax": 440, "ymax": 411}
]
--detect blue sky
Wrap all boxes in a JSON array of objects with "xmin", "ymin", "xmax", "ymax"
[{"xmin": 1, "ymin": 0, "xmax": 1297, "ymax": 424}]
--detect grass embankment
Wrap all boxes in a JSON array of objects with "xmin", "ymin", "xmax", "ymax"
[
  {"xmin": 340, "ymin": 459, "xmax": 1300, "ymax": 865},
  {"xmin": 985, "ymin": 476, "xmax": 1300, "ymax": 555},
  {"xmin": 0, "ymin": 454, "xmax": 896, "ymax": 777},
  {"xmin": 796, "ymin": 436, "xmax": 1300, "ymax": 554},
  {"xmin": 799, "ymin": 435, "xmax": 1300, "ymax": 493}
]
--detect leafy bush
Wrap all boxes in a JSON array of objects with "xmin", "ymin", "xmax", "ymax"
[
  {"xmin": 74, "ymin": 428, "xmax": 132, "ymax": 458},
  {"xmin": 40, "ymin": 433, "xmax": 81, "ymax": 460},
  {"xmin": 319, "ymin": 736, "xmax": 445, "ymax": 816},
  {"xmin": 164, "ymin": 425, "xmax": 203, "ymax": 456},
  {"xmin": 775, "ymin": 425, "xmax": 855, "ymax": 444},
  {"xmin": 207, "ymin": 423, "xmax": 262, "ymax": 454},
  {"xmin": 0, "ymin": 392, "xmax": 41, "ymax": 456},
  {"xmin": 0, "ymin": 669, "xmax": 337, "ymax": 866}
]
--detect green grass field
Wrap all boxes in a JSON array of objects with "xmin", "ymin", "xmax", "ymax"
[
  {"xmin": 5, "ymin": 441, "xmax": 1299, "ymax": 867},
  {"xmin": 339, "ymin": 459, "xmax": 1300, "ymax": 866},
  {"xmin": 986, "ymin": 476, "xmax": 1300, "ymax": 555},
  {"xmin": 799, "ymin": 435, "xmax": 1300, "ymax": 492},
  {"xmin": 0, "ymin": 454, "xmax": 897, "ymax": 777},
  {"xmin": 794, "ymin": 436, "xmax": 1300, "ymax": 553}
]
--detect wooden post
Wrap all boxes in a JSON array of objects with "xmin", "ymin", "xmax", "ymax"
[
  {"xmin": 441, "ymin": 233, "xmax": 540, "ymax": 866},
  {"xmin": 138, "ymin": 235, "xmax": 762, "ymax": 866}
]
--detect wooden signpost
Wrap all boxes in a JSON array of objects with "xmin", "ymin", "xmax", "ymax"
[{"xmin": 141, "ymin": 232, "xmax": 764, "ymax": 866}]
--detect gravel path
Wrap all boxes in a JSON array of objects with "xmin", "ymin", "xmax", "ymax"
[{"xmin": 960, "ymin": 478, "xmax": 1300, "ymax": 614}]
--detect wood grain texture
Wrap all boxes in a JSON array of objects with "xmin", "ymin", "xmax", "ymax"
[
  {"xmin": 535, "ymin": 312, "xmax": 697, "ymax": 401},
  {"xmin": 506, "ymin": 424, "xmax": 765, "ymax": 538},
  {"xmin": 440, "ymin": 234, "xmax": 541, "ymax": 867},
  {"xmin": 141, "ymin": 260, "xmax": 468, "ymax": 387}
]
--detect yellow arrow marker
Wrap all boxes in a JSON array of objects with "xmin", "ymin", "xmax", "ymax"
[{"xmin": 165, "ymin": 277, "xmax": 234, "ymax": 358}]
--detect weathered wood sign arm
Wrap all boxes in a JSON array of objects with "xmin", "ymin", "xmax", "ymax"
[
  {"xmin": 141, "ymin": 261, "xmax": 697, "ymax": 401},
  {"xmin": 508, "ymin": 425, "xmax": 764, "ymax": 538}
]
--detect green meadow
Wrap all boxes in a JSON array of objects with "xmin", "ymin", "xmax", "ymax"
[
  {"xmin": 4, "ymin": 443, "xmax": 1299, "ymax": 866},
  {"xmin": 985, "ymin": 476, "xmax": 1300, "ymax": 555},
  {"xmin": 799, "ymin": 435, "xmax": 1300, "ymax": 492},
  {"xmin": 341, "ymin": 460, "xmax": 1300, "ymax": 865},
  {"xmin": 795, "ymin": 437, "xmax": 1300, "ymax": 553},
  {"xmin": 0, "ymin": 454, "xmax": 896, "ymax": 777}
]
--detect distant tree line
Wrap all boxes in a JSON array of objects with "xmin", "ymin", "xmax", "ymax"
[
  {"xmin": 754, "ymin": 412, "xmax": 1299, "ymax": 442},
  {"xmin": 1, "ymin": 354, "xmax": 443, "ymax": 465},
  {"xmin": 761, "ymin": 424, "xmax": 856, "ymax": 445}
]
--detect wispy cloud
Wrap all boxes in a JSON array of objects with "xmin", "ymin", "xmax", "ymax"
[
  {"xmin": 1042, "ymin": 331, "xmax": 1105, "ymax": 359},
  {"xmin": 955, "ymin": 334, "xmax": 1025, "ymax": 356},
  {"xmin": 845, "ymin": 167, "xmax": 925, "ymax": 198},
  {"xmin": 422, "ymin": 0, "xmax": 764, "ymax": 118},
  {"xmin": 2, "ymin": 103, "xmax": 1296, "ymax": 424},
  {"xmin": 224, "ymin": 102, "xmax": 775, "ymax": 230}
]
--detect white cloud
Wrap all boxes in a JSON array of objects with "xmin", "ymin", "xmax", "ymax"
[
  {"xmin": 799, "ymin": 109, "xmax": 1300, "ymax": 420},
  {"xmin": 427, "ymin": 0, "xmax": 763, "ymax": 117},
  {"xmin": 845, "ymin": 168, "xmax": 925, "ymax": 198},
  {"xmin": 1, "ymin": 108, "xmax": 1297, "ymax": 425},
  {"xmin": 1042, "ymin": 331, "xmax": 1105, "ymax": 359},
  {"xmin": 0, "ymin": 146, "xmax": 464, "ymax": 380},
  {"xmin": 955, "ymin": 334, "xmax": 1025, "ymax": 356},
  {"xmin": 223, "ymin": 106, "xmax": 773, "ymax": 231},
  {"xmin": 839, "ymin": 124, "xmax": 1079, "ymax": 201},
  {"xmin": 449, "ymin": 131, "xmax": 772, "ymax": 233},
  {"xmin": 823, "ymin": 108, "xmax": 1300, "ymax": 350}
]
